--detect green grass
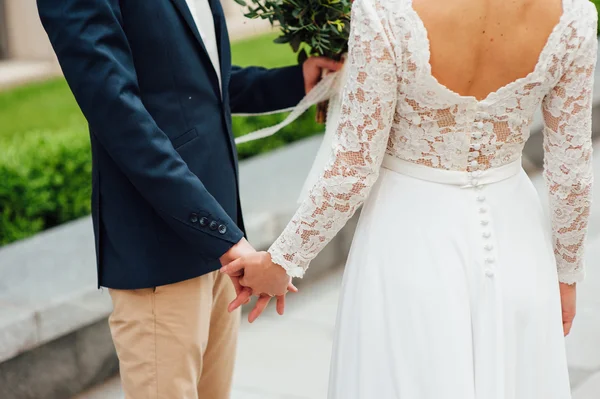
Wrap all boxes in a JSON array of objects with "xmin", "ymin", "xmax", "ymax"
[
  {"xmin": 0, "ymin": 79, "xmax": 85, "ymax": 140},
  {"xmin": 232, "ymin": 32, "xmax": 297, "ymax": 67}
]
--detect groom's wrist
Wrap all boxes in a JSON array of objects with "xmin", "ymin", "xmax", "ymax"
[{"xmin": 219, "ymin": 237, "xmax": 253, "ymax": 266}]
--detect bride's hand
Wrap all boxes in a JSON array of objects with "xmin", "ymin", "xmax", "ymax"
[
  {"xmin": 221, "ymin": 252, "xmax": 298, "ymax": 322},
  {"xmin": 559, "ymin": 282, "xmax": 577, "ymax": 336}
]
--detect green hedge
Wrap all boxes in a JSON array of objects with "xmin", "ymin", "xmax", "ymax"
[{"xmin": 0, "ymin": 129, "xmax": 92, "ymax": 245}]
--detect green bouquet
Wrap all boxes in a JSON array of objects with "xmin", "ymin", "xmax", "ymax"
[{"xmin": 234, "ymin": 0, "xmax": 352, "ymax": 122}]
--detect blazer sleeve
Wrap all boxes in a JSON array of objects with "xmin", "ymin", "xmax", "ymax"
[
  {"xmin": 37, "ymin": 0, "xmax": 244, "ymax": 259},
  {"xmin": 229, "ymin": 65, "xmax": 306, "ymax": 114}
]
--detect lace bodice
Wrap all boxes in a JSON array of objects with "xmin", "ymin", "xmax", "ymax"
[{"xmin": 269, "ymin": 0, "xmax": 597, "ymax": 284}]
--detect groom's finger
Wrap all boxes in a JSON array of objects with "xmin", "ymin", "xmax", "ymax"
[
  {"xmin": 315, "ymin": 57, "xmax": 343, "ymax": 72},
  {"xmin": 220, "ymin": 257, "xmax": 245, "ymax": 275},
  {"xmin": 228, "ymin": 269, "xmax": 244, "ymax": 277},
  {"xmin": 228, "ymin": 289, "xmax": 252, "ymax": 313},
  {"xmin": 249, "ymin": 295, "xmax": 271, "ymax": 323},
  {"xmin": 228, "ymin": 276, "xmax": 244, "ymax": 295}
]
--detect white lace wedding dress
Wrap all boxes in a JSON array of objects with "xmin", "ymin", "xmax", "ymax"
[{"xmin": 268, "ymin": 0, "xmax": 597, "ymax": 397}]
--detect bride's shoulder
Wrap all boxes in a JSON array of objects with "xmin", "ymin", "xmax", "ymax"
[
  {"xmin": 353, "ymin": 0, "xmax": 410, "ymax": 19},
  {"xmin": 353, "ymin": 0, "xmax": 408, "ymax": 11},
  {"xmin": 551, "ymin": 0, "xmax": 598, "ymax": 70},
  {"xmin": 566, "ymin": 0, "xmax": 598, "ymax": 33}
]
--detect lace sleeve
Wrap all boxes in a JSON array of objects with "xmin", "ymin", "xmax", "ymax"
[
  {"xmin": 541, "ymin": 15, "xmax": 597, "ymax": 284},
  {"xmin": 267, "ymin": 0, "xmax": 399, "ymax": 278}
]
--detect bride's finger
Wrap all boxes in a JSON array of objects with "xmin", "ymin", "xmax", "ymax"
[
  {"xmin": 288, "ymin": 282, "xmax": 299, "ymax": 293},
  {"xmin": 276, "ymin": 294, "xmax": 285, "ymax": 315},
  {"xmin": 228, "ymin": 288, "xmax": 252, "ymax": 313},
  {"xmin": 249, "ymin": 295, "xmax": 271, "ymax": 323},
  {"xmin": 563, "ymin": 321, "xmax": 573, "ymax": 336}
]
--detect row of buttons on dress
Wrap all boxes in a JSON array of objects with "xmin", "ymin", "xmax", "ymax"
[
  {"xmin": 469, "ymin": 116, "xmax": 495, "ymax": 278},
  {"xmin": 468, "ymin": 120, "xmax": 485, "ymax": 172},
  {"xmin": 189, "ymin": 213, "xmax": 228, "ymax": 235},
  {"xmin": 478, "ymin": 195, "xmax": 496, "ymax": 278}
]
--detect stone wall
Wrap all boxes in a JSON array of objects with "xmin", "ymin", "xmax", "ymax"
[{"xmin": 4, "ymin": 0, "xmax": 56, "ymax": 62}]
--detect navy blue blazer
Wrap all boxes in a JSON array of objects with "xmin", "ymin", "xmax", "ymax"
[{"xmin": 37, "ymin": 0, "xmax": 306, "ymax": 289}]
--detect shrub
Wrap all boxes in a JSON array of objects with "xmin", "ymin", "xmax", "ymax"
[{"xmin": 0, "ymin": 129, "xmax": 92, "ymax": 245}]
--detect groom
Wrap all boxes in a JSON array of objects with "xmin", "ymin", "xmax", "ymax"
[{"xmin": 37, "ymin": 0, "xmax": 340, "ymax": 397}]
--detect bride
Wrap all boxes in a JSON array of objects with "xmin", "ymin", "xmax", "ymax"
[{"xmin": 222, "ymin": 0, "xmax": 597, "ymax": 397}]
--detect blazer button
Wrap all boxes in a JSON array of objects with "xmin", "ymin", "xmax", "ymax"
[
  {"xmin": 199, "ymin": 217, "xmax": 209, "ymax": 227},
  {"xmin": 209, "ymin": 221, "xmax": 218, "ymax": 231},
  {"xmin": 190, "ymin": 213, "xmax": 199, "ymax": 224},
  {"xmin": 218, "ymin": 224, "xmax": 227, "ymax": 235}
]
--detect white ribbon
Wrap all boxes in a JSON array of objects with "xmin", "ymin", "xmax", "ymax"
[
  {"xmin": 234, "ymin": 65, "xmax": 348, "ymax": 203},
  {"xmin": 234, "ymin": 69, "xmax": 343, "ymax": 144}
]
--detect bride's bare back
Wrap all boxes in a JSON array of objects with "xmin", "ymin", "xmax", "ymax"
[{"xmin": 412, "ymin": 0, "xmax": 563, "ymax": 100}]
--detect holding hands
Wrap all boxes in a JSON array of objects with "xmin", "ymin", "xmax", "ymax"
[
  {"xmin": 220, "ymin": 239, "xmax": 297, "ymax": 323},
  {"xmin": 217, "ymin": 56, "xmax": 342, "ymax": 322}
]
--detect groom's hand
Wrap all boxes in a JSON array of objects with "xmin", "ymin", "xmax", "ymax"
[
  {"xmin": 302, "ymin": 57, "xmax": 343, "ymax": 94},
  {"xmin": 222, "ymin": 251, "xmax": 291, "ymax": 295},
  {"xmin": 220, "ymin": 238, "xmax": 254, "ymax": 304},
  {"xmin": 221, "ymin": 251, "xmax": 298, "ymax": 322},
  {"xmin": 220, "ymin": 237, "xmax": 254, "ymax": 266}
]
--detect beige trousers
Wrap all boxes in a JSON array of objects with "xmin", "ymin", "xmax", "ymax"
[{"xmin": 108, "ymin": 271, "xmax": 240, "ymax": 399}]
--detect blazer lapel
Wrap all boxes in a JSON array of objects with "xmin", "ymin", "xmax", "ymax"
[
  {"xmin": 208, "ymin": 0, "xmax": 239, "ymax": 173},
  {"xmin": 169, "ymin": 0, "xmax": 221, "ymax": 98},
  {"xmin": 210, "ymin": 0, "xmax": 231, "ymax": 99}
]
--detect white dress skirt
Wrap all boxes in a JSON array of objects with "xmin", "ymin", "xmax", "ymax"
[{"xmin": 327, "ymin": 157, "xmax": 572, "ymax": 399}]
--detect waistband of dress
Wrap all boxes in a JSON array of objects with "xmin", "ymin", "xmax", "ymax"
[{"xmin": 381, "ymin": 156, "xmax": 523, "ymax": 188}]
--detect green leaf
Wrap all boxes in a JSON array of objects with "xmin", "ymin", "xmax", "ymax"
[
  {"xmin": 297, "ymin": 48, "xmax": 309, "ymax": 64},
  {"xmin": 274, "ymin": 35, "xmax": 291, "ymax": 44},
  {"xmin": 233, "ymin": 0, "xmax": 247, "ymax": 6},
  {"xmin": 290, "ymin": 34, "xmax": 302, "ymax": 52}
]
